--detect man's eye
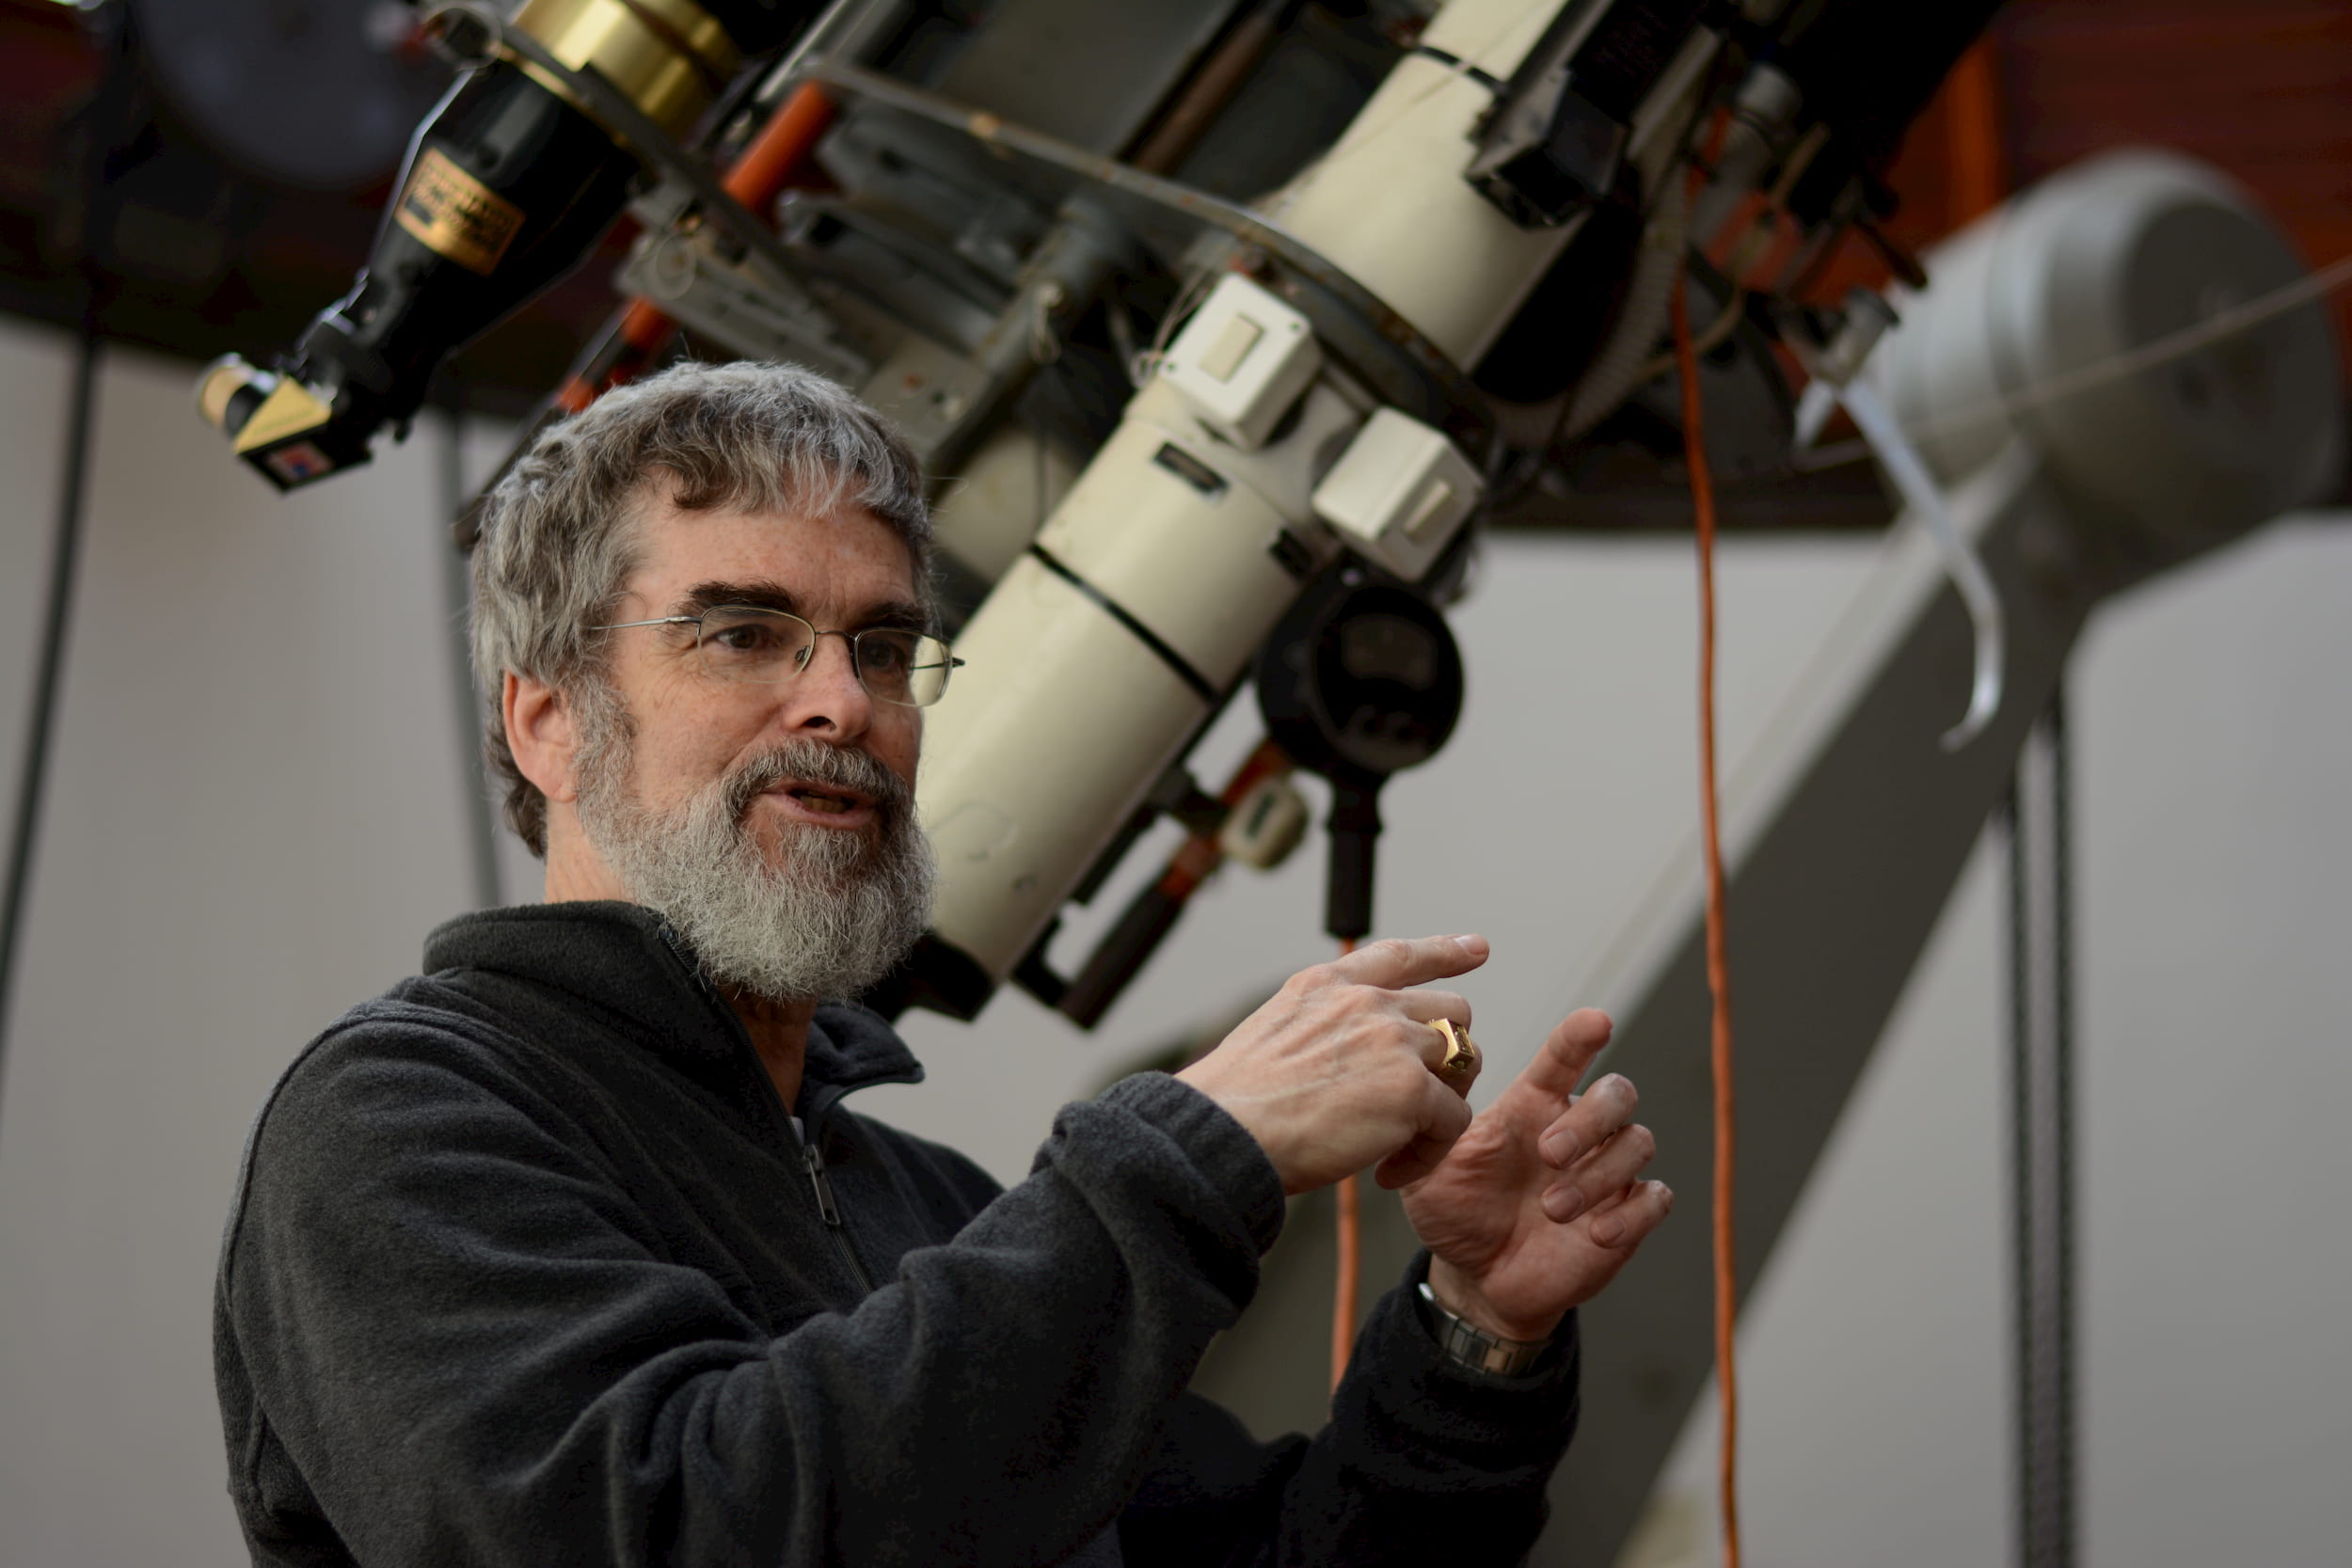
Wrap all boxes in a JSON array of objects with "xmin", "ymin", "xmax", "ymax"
[
  {"xmin": 705, "ymin": 614, "xmax": 796, "ymax": 657},
  {"xmin": 860, "ymin": 634, "xmax": 914, "ymax": 674}
]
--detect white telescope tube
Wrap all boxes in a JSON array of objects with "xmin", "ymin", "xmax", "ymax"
[
  {"xmin": 1264, "ymin": 0, "xmax": 1598, "ymax": 367},
  {"xmin": 918, "ymin": 378, "xmax": 1363, "ymax": 988},
  {"xmin": 914, "ymin": 0, "xmax": 1572, "ymax": 1001}
]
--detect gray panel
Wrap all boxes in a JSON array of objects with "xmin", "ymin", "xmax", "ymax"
[{"xmin": 938, "ymin": 0, "xmax": 1242, "ymax": 155}]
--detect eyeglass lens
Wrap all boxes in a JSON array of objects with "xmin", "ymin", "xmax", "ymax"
[{"xmin": 694, "ymin": 606, "xmax": 953, "ymax": 706}]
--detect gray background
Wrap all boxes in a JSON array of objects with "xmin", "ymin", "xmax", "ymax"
[{"xmin": 0, "ymin": 319, "xmax": 2345, "ymax": 1564}]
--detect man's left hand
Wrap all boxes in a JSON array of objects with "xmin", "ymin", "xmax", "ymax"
[{"xmin": 1399, "ymin": 1007, "xmax": 1671, "ymax": 1344}]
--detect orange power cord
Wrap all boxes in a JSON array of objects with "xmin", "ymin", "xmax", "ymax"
[
  {"xmin": 1327, "ymin": 298, "xmax": 1740, "ymax": 1568},
  {"xmin": 1331, "ymin": 935, "xmax": 1359, "ymax": 1393},
  {"xmin": 555, "ymin": 81, "xmax": 839, "ymax": 414},
  {"xmin": 1672, "ymin": 278, "xmax": 1741, "ymax": 1568}
]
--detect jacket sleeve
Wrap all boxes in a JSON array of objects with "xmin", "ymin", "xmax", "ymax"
[
  {"xmin": 1119, "ymin": 1260, "xmax": 1581, "ymax": 1568},
  {"xmin": 217, "ymin": 1014, "xmax": 1284, "ymax": 1568}
]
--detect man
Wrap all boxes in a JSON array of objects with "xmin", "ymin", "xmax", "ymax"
[{"xmin": 215, "ymin": 360, "xmax": 1671, "ymax": 1566}]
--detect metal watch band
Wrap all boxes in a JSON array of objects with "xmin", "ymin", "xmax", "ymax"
[{"xmin": 1416, "ymin": 1280, "xmax": 1549, "ymax": 1377}]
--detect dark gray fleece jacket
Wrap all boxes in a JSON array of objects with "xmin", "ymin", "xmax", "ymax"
[{"xmin": 214, "ymin": 902, "xmax": 1581, "ymax": 1566}]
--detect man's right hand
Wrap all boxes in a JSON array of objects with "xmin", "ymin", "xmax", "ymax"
[{"xmin": 1175, "ymin": 935, "xmax": 1489, "ymax": 1196}]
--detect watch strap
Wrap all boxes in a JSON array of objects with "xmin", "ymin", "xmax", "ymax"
[{"xmin": 1416, "ymin": 1280, "xmax": 1550, "ymax": 1377}]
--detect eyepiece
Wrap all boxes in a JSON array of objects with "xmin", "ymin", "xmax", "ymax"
[{"xmin": 194, "ymin": 356, "xmax": 278, "ymax": 439}]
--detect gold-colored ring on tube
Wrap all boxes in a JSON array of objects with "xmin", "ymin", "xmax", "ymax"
[{"xmin": 511, "ymin": 0, "xmax": 743, "ymax": 141}]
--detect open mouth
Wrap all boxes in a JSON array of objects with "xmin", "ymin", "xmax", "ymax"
[{"xmin": 776, "ymin": 783, "xmax": 873, "ymax": 818}]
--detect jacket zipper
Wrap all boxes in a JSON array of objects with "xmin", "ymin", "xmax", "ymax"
[
  {"xmin": 645, "ymin": 927, "xmax": 886, "ymax": 1302},
  {"xmin": 802, "ymin": 1133, "xmax": 876, "ymax": 1296}
]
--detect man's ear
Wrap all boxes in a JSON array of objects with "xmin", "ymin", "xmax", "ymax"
[{"xmin": 504, "ymin": 672, "xmax": 581, "ymax": 805}]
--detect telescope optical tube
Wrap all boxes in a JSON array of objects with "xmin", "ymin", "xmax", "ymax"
[
  {"xmin": 898, "ymin": 0, "xmax": 1577, "ymax": 1018},
  {"xmin": 199, "ymin": 0, "xmax": 817, "ymax": 490}
]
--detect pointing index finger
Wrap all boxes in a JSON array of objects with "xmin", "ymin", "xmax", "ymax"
[{"xmin": 1328, "ymin": 934, "xmax": 1490, "ymax": 991}]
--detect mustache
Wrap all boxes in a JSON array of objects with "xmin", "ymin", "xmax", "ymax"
[{"xmin": 722, "ymin": 740, "xmax": 913, "ymax": 825}]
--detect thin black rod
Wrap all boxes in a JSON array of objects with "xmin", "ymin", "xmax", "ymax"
[
  {"xmin": 0, "ymin": 324, "xmax": 103, "ymax": 1109},
  {"xmin": 437, "ymin": 395, "xmax": 503, "ymax": 910},
  {"xmin": 2004, "ymin": 776, "xmax": 2031, "ymax": 1565},
  {"xmin": 2006, "ymin": 685, "xmax": 2076, "ymax": 1568},
  {"xmin": 2048, "ymin": 690, "xmax": 2077, "ymax": 1566}
]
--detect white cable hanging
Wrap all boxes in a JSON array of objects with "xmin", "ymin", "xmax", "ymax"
[
  {"xmin": 1784, "ymin": 245, "xmax": 2352, "ymax": 746},
  {"xmin": 1793, "ymin": 293, "xmax": 2007, "ymax": 750},
  {"xmin": 1908, "ymin": 249, "xmax": 2352, "ymax": 447},
  {"xmin": 1840, "ymin": 377, "xmax": 2008, "ymax": 751}
]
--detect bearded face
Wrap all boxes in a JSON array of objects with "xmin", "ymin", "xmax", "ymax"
[{"xmin": 571, "ymin": 696, "xmax": 936, "ymax": 1004}]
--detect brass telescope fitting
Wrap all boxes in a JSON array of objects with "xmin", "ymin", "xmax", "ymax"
[{"xmin": 507, "ymin": 0, "xmax": 745, "ymax": 146}]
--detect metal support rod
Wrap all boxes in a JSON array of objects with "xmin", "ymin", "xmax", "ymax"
[
  {"xmin": 0, "ymin": 324, "xmax": 101, "ymax": 1116},
  {"xmin": 437, "ymin": 394, "xmax": 503, "ymax": 910},
  {"xmin": 2005, "ymin": 687, "xmax": 2076, "ymax": 1568}
]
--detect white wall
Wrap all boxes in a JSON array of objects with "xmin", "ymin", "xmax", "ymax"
[
  {"xmin": 0, "ymin": 321, "xmax": 511, "ymax": 1566},
  {"xmin": 1, "ymin": 314, "xmax": 2347, "ymax": 1565},
  {"xmin": 1623, "ymin": 514, "xmax": 2352, "ymax": 1568}
]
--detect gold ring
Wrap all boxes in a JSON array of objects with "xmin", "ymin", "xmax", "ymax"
[{"xmin": 1428, "ymin": 1019, "xmax": 1480, "ymax": 1081}]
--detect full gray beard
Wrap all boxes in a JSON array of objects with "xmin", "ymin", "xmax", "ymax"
[{"xmin": 574, "ymin": 721, "xmax": 936, "ymax": 1006}]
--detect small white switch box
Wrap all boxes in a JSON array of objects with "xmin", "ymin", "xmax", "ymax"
[
  {"xmin": 1311, "ymin": 407, "xmax": 1483, "ymax": 581},
  {"xmin": 1199, "ymin": 315, "xmax": 1263, "ymax": 381},
  {"xmin": 1160, "ymin": 274, "xmax": 1321, "ymax": 450}
]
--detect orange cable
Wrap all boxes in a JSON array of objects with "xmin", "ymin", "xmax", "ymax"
[
  {"xmin": 1154, "ymin": 740, "xmax": 1292, "ymax": 907},
  {"xmin": 556, "ymin": 82, "xmax": 839, "ymax": 412},
  {"xmin": 1672, "ymin": 279, "xmax": 1740, "ymax": 1568},
  {"xmin": 722, "ymin": 80, "xmax": 840, "ymax": 213},
  {"xmin": 1331, "ymin": 935, "xmax": 1359, "ymax": 1393},
  {"xmin": 1331, "ymin": 1174, "xmax": 1360, "ymax": 1393}
]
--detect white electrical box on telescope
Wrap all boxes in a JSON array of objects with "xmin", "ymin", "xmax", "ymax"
[
  {"xmin": 1311, "ymin": 407, "xmax": 1483, "ymax": 581},
  {"xmin": 1158, "ymin": 273, "xmax": 1322, "ymax": 451}
]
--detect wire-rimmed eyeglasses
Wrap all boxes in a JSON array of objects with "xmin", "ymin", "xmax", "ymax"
[{"xmin": 590, "ymin": 604, "xmax": 963, "ymax": 707}]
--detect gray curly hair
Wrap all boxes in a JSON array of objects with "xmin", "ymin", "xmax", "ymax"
[{"xmin": 469, "ymin": 359, "xmax": 932, "ymax": 856}]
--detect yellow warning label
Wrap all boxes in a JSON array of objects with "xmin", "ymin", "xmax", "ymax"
[{"xmin": 394, "ymin": 148, "xmax": 524, "ymax": 276}]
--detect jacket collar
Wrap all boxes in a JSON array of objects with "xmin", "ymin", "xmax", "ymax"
[{"xmin": 421, "ymin": 902, "xmax": 925, "ymax": 1110}]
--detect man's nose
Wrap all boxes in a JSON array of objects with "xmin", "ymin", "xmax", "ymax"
[{"xmin": 775, "ymin": 630, "xmax": 873, "ymax": 737}]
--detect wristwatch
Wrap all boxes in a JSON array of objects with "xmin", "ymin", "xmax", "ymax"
[{"xmin": 1415, "ymin": 1280, "xmax": 1550, "ymax": 1376}]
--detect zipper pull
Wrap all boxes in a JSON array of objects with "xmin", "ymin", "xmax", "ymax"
[
  {"xmin": 803, "ymin": 1139, "xmax": 844, "ymax": 1227},
  {"xmin": 801, "ymin": 1128, "xmax": 877, "ymax": 1295}
]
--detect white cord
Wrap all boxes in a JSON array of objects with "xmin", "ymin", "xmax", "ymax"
[
  {"xmin": 1788, "ymin": 250, "xmax": 2352, "ymax": 471},
  {"xmin": 1900, "ymin": 249, "xmax": 2352, "ymax": 446},
  {"xmin": 1131, "ymin": 266, "xmax": 1218, "ymax": 386},
  {"xmin": 1839, "ymin": 379, "xmax": 2007, "ymax": 752},
  {"xmin": 1561, "ymin": 175, "xmax": 1692, "ymax": 440}
]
